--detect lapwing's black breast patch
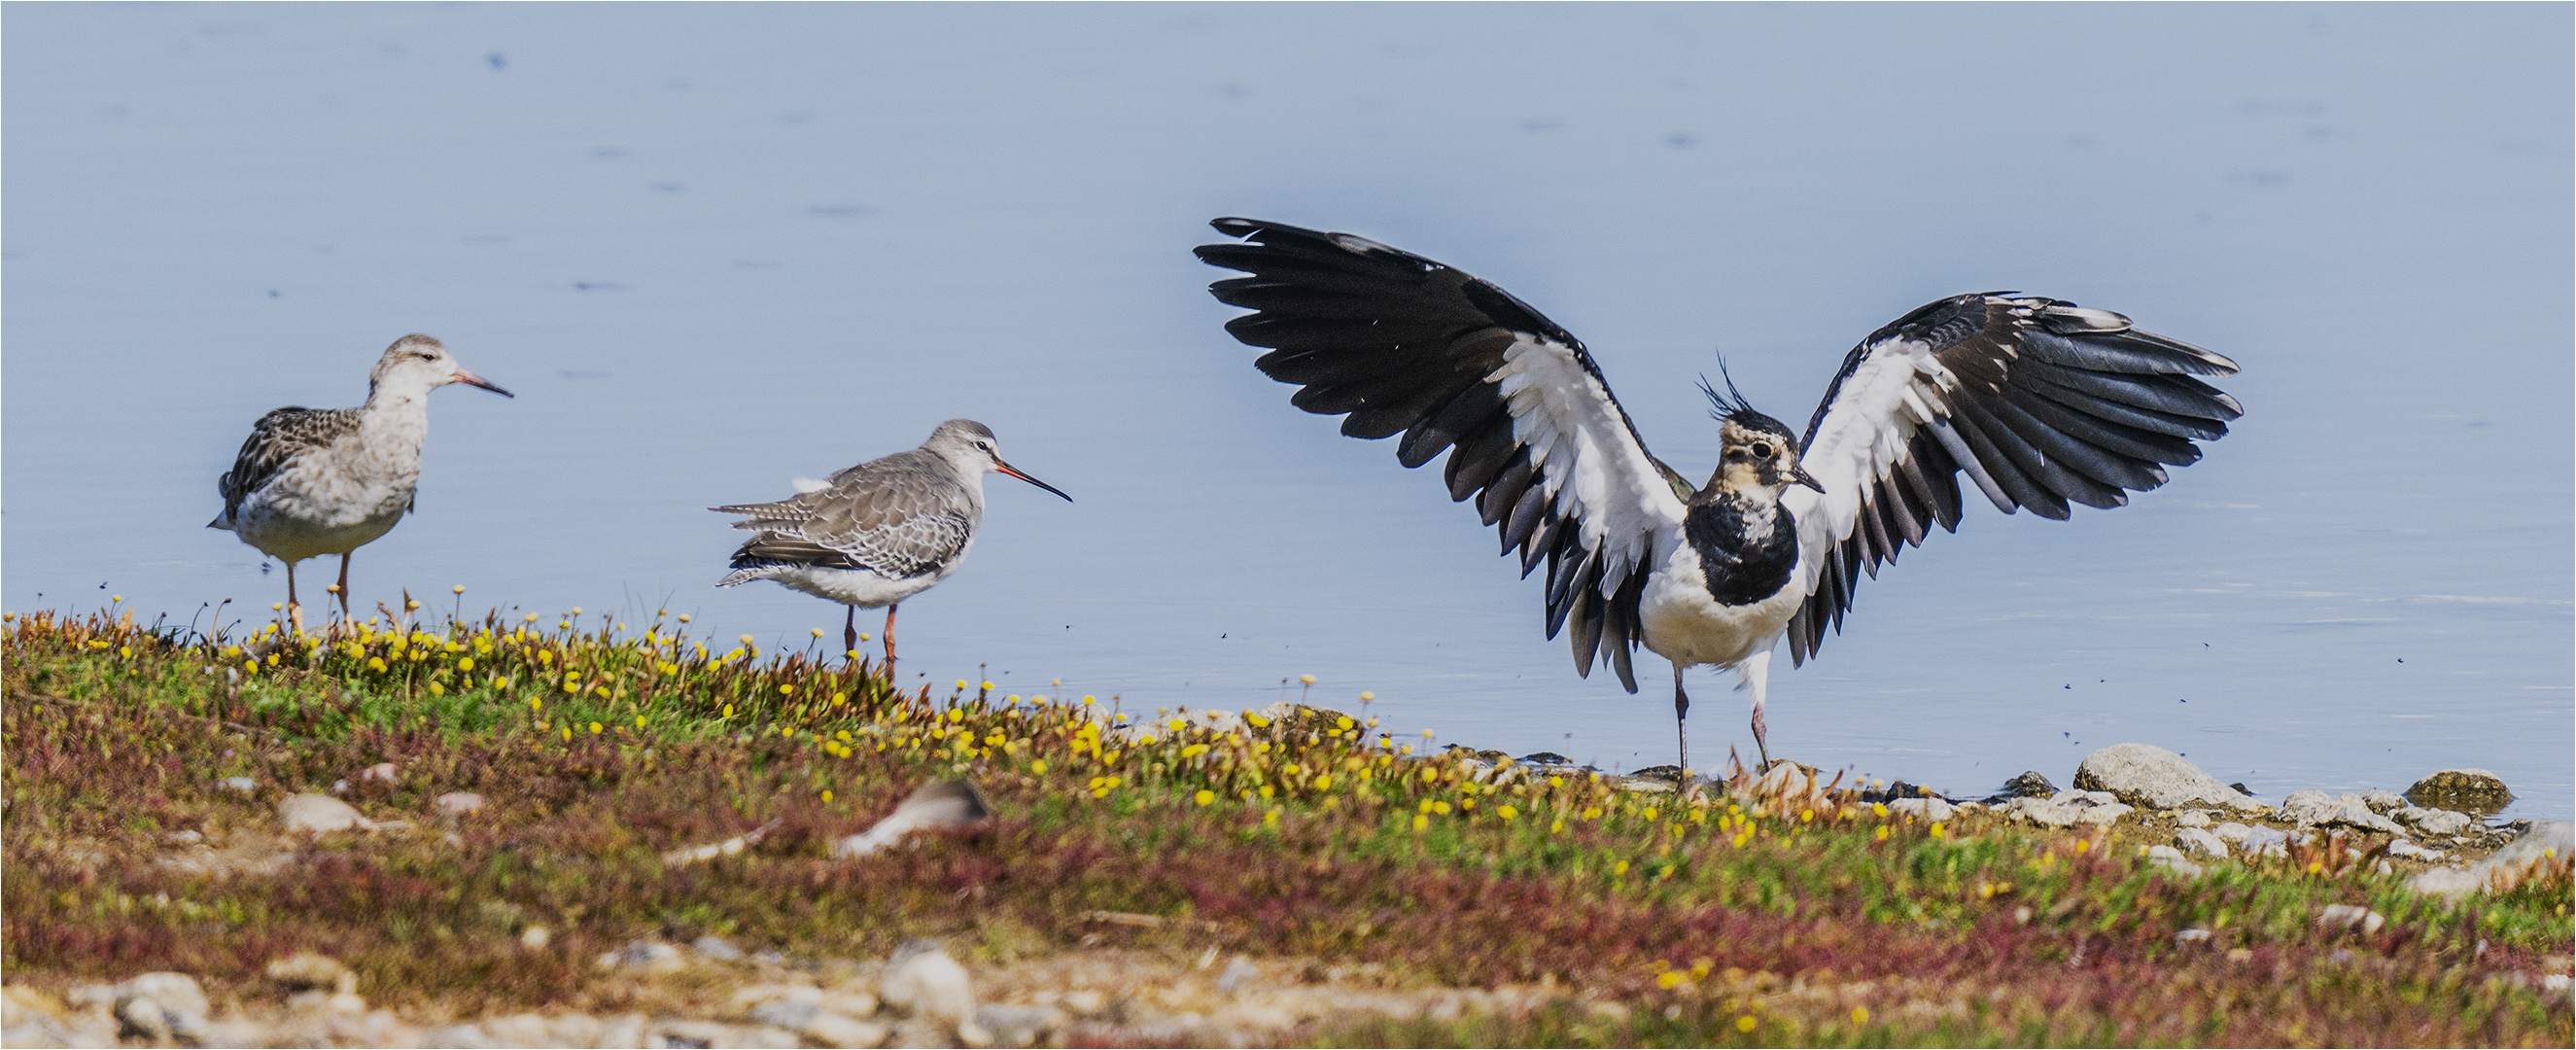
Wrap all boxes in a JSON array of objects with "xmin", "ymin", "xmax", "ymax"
[{"xmin": 1684, "ymin": 496, "xmax": 1798, "ymax": 607}]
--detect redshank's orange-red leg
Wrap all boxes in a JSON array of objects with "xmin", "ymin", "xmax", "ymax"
[{"xmin": 883, "ymin": 604, "xmax": 899, "ymax": 680}]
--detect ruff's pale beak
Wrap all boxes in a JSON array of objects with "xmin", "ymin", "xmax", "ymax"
[
  {"xmin": 1789, "ymin": 461, "xmax": 1826, "ymax": 492},
  {"xmin": 450, "ymin": 368, "xmax": 514, "ymax": 398},
  {"xmin": 993, "ymin": 459, "xmax": 1072, "ymax": 502}
]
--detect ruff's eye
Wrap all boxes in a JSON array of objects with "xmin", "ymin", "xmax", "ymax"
[{"xmin": 1750, "ymin": 442, "xmax": 1774, "ymax": 458}]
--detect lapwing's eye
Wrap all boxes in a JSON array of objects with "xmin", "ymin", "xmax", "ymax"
[{"xmin": 1751, "ymin": 442, "xmax": 1774, "ymax": 459}]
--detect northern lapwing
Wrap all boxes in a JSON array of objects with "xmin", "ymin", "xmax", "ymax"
[{"xmin": 1198, "ymin": 218, "xmax": 2241, "ymax": 776}]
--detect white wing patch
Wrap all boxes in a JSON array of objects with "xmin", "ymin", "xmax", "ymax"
[
  {"xmin": 1780, "ymin": 335, "xmax": 1945, "ymax": 603},
  {"xmin": 1489, "ymin": 333, "xmax": 1688, "ymax": 593}
]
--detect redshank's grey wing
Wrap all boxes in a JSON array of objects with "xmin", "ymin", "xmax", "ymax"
[
  {"xmin": 717, "ymin": 448, "xmax": 978, "ymax": 579},
  {"xmin": 213, "ymin": 405, "xmax": 362, "ymax": 524},
  {"xmin": 1778, "ymin": 294, "xmax": 2242, "ymax": 667},
  {"xmin": 1197, "ymin": 217, "xmax": 1689, "ymax": 692}
]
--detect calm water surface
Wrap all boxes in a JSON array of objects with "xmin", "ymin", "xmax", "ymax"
[{"xmin": 6, "ymin": 5, "xmax": 2568, "ymax": 816}]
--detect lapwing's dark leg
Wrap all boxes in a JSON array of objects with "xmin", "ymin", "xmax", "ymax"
[
  {"xmin": 336, "ymin": 553, "xmax": 354, "ymax": 623},
  {"xmin": 1672, "ymin": 661, "xmax": 1692, "ymax": 795},
  {"xmin": 844, "ymin": 606, "xmax": 859, "ymax": 664},
  {"xmin": 1741, "ymin": 650, "xmax": 1776, "ymax": 773},
  {"xmin": 883, "ymin": 603, "xmax": 899, "ymax": 679}
]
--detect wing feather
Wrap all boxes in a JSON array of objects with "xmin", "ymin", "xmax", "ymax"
[
  {"xmin": 1780, "ymin": 295, "xmax": 2240, "ymax": 664},
  {"xmin": 1201, "ymin": 218, "xmax": 1690, "ymax": 692}
]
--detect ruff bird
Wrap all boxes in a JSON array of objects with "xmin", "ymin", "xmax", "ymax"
[
  {"xmin": 713, "ymin": 420, "xmax": 1070, "ymax": 675},
  {"xmin": 1198, "ymin": 218, "xmax": 2241, "ymax": 775},
  {"xmin": 210, "ymin": 333, "xmax": 512, "ymax": 627}
]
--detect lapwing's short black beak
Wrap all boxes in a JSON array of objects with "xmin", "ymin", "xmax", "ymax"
[
  {"xmin": 1790, "ymin": 462, "xmax": 1826, "ymax": 492},
  {"xmin": 451, "ymin": 368, "xmax": 514, "ymax": 398},
  {"xmin": 993, "ymin": 459, "xmax": 1072, "ymax": 502}
]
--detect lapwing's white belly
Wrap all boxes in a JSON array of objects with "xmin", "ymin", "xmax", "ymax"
[{"xmin": 1636, "ymin": 539, "xmax": 1803, "ymax": 670}]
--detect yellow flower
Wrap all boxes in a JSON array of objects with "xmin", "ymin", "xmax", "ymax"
[
  {"xmin": 458, "ymin": 657, "xmax": 474, "ymax": 672},
  {"xmin": 367, "ymin": 656, "xmax": 388, "ymax": 672},
  {"xmin": 1497, "ymin": 805, "xmax": 1518, "ymax": 821},
  {"xmin": 832, "ymin": 692, "xmax": 847, "ymax": 707},
  {"xmin": 1656, "ymin": 971, "xmax": 1683, "ymax": 990},
  {"xmin": 1335, "ymin": 716, "xmax": 1353, "ymax": 731},
  {"xmin": 1029, "ymin": 759, "xmax": 1048, "ymax": 774},
  {"xmin": 429, "ymin": 682, "xmax": 444, "ymax": 696},
  {"xmin": 722, "ymin": 704, "xmax": 734, "ymax": 718},
  {"xmin": 821, "ymin": 789, "xmax": 834, "ymax": 803},
  {"xmin": 561, "ymin": 726, "xmax": 572, "ymax": 741},
  {"xmin": 1613, "ymin": 860, "xmax": 1629, "ymax": 876},
  {"xmin": 1412, "ymin": 814, "xmax": 1429, "ymax": 831},
  {"xmin": 1299, "ymin": 674, "xmax": 1315, "ymax": 685},
  {"xmin": 1875, "ymin": 826, "xmax": 1890, "ymax": 841},
  {"xmin": 1736, "ymin": 1016, "xmax": 1757, "ymax": 1032},
  {"xmin": 1168, "ymin": 718, "xmax": 1186, "ymax": 732},
  {"xmin": 1194, "ymin": 789, "xmax": 1215, "ymax": 806},
  {"xmin": 779, "ymin": 683, "xmax": 794, "ymax": 695},
  {"xmin": 1314, "ymin": 774, "xmax": 1333, "ymax": 790},
  {"xmin": 1245, "ymin": 712, "xmax": 1270, "ymax": 728},
  {"xmin": 1851, "ymin": 1006, "xmax": 1868, "ymax": 1026}
]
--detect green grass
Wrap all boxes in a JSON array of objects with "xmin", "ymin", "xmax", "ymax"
[{"xmin": 5, "ymin": 604, "xmax": 2569, "ymax": 1046}]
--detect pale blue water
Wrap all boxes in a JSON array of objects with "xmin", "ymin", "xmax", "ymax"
[{"xmin": 7, "ymin": 4, "xmax": 2568, "ymax": 817}]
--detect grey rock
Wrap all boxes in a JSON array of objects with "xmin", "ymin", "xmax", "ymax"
[
  {"xmin": 2071, "ymin": 744, "xmax": 2264, "ymax": 811},
  {"xmin": 2393, "ymin": 806, "xmax": 2475, "ymax": 836},
  {"xmin": 800, "ymin": 1012, "xmax": 889, "ymax": 1049},
  {"xmin": 2240, "ymin": 825, "xmax": 2292, "ymax": 858},
  {"xmin": 597, "ymin": 940, "xmax": 685, "ymax": 972},
  {"xmin": 266, "ymin": 951, "xmax": 356, "ymax": 994},
  {"xmin": 2174, "ymin": 827, "xmax": 2230, "ymax": 857},
  {"xmin": 2175, "ymin": 810, "xmax": 2212, "ymax": 828},
  {"xmin": 2357, "ymin": 789, "xmax": 2409, "ymax": 814},
  {"xmin": 834, "ymin": 780, "xmax": 992, "ymax": 858},
  {"xmin": 421, "ymin": 1022, "xmax": 496, "ymax": 1048},
  {"xmin": 121, "ymin": 973, "xmax": 207, "ymax": 1021},
  {"xmin": 220, "ymin": 776, "xmax": 258, "ymax": 792},
  {"xmin": 435, "ymin": 791, "xmax": 486, "ymax": 816},
  {"xmin": 1993, "ymin": 789, "xmax": 2133, "ymax": 828},
  {"xmin": 112, "ymin": 997, "xmax": 173, "ymax": 1041},
  {"xmin": 362, "ymin": 762, "xmax": 399, "ymax": 784},
  {"xmin": 596, "ymin": 1013, "xmax": 651, "ymax": 1049},
  {"xmin": 2279, "ymin": 790, "xmax": 2403, "ymax": 834},
  {"xmin": 1886, "ymin": 797, "xmax": 1956, "ymax": 822},
  {"xmin": 2000, "ymin": 771, "xmax": 2058, "ymax": 799},
  {"xmin": 880, "ymin": 939, "xmax": 974, "ymax": 1022},
  {"xmin": 280, "ymin": 792, "xmax": 366, "ymax": 833},
  {"xmin": 2175, "ymin": 928, "xmax": 2212, "ymax": 943},
  {"xmin": 2387, "ymin": 840, "xmax": 2449, "ymax": 861},
  {"xmin": 889, "ymin": 1017, "xmax": 954, "ymax": 1049},
  {"xmin": 972, "ymin": 1003, "xmax": 1066, "ymax": 1048},
  {"xmin": 2405, "ymin": 769, "xmax": 2513, "ymax": 814},
  {"xmin": 163, "ymin": 829, "xmax": 203, "ymax": 845},
  {"xmin": 748, "ymin": 1001, "xmax": 818, "ymax": 1030},
  {"xmin": 2317, "ymin": 904, "xmax": 2385, "ymax": 934},
  {"xmin": 1215, "ymin": 956, "xmax": 1260, "ymax": 993},
  {"xmin": 692, "ymin": 934, "xmax": 745, "ymax": 962},
  {"xmin": 2210, "ymin": 822, "xmax": 2254, "ymax": 842},
  {"xmin": 2143, "ymin": 845, "xmax": 2204, "ymax": 878}
]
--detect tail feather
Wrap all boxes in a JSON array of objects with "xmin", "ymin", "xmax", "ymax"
[{"xmin": 715, "ymin": 566, "xmax": 774, "ymax": 588}]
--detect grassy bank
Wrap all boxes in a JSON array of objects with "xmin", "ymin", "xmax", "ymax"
[{"xmin": 5, "ymin": 605, "xmax": 2569, "ymax": 1046}]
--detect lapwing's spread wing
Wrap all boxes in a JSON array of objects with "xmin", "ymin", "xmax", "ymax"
[
  {"xmin": 1779, "ymin": 294, "xmax": 2241, "ymax": 665},
  {"xmin": 214, "ymin": 406, "xmax": 362, "ymax": 523},
  {"xmin": 713, "ymin": 449, "xmax": 974, "ymax": 580},
  {"xmin": 1198, "ymin": 218, "xmax": 1689, "ymax": 692}
]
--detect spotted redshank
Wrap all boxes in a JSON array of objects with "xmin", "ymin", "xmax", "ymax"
[
  {"xmin": 210, "ymin": 334, "xmax": 512, "ymax": 629},
  {"xmin": 713, "ymin": 419, "xmax": 1070, "ymax": 675}
]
